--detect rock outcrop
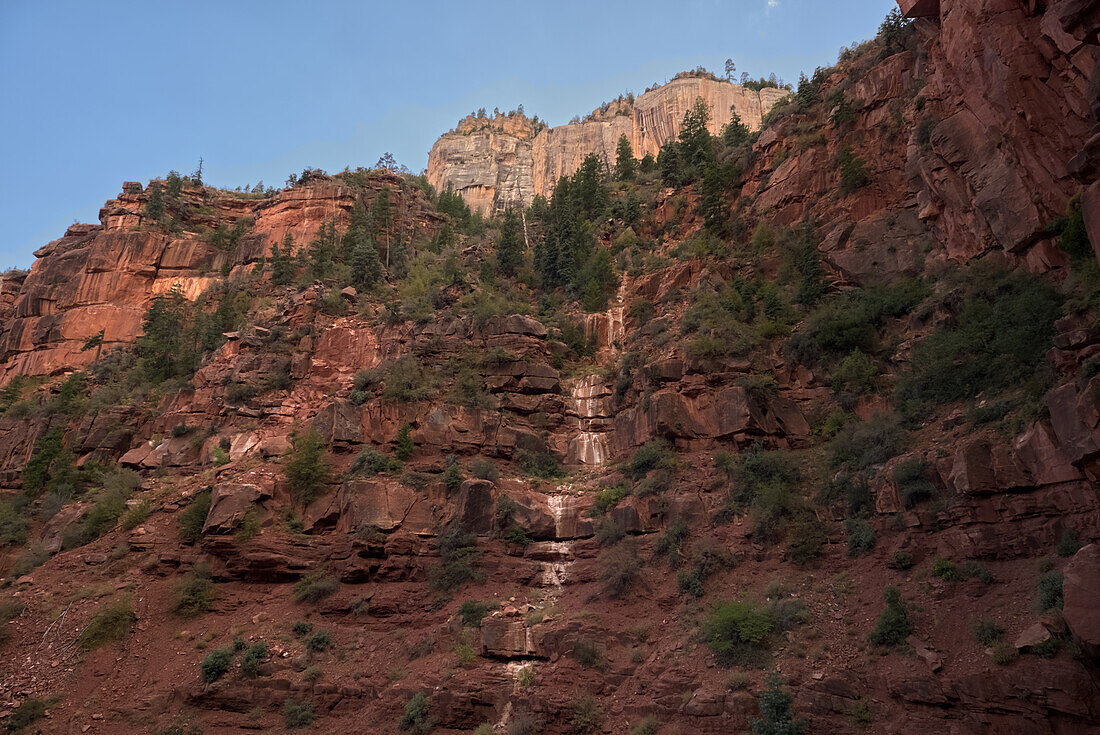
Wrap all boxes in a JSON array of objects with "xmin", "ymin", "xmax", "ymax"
[{"xmin": 427, "ymin": 77, "xmax": 788, "ymax": 213}]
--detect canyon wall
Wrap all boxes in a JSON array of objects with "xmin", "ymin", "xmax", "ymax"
[
  {"xmin": 0, "ymin": 174, "xmax": 442, "ymax": 384},
  {"xmin": 427, "ymin": 77, "xmax": 788, "ymax": 214}
]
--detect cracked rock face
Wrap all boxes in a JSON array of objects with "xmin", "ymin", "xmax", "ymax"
[{"xmin": 427, "ymin": 77, "xmax": 788, "ymax": 214}]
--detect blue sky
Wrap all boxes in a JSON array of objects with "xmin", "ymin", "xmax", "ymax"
[{"xmin": 0, "ymin": 0, "xmax": 898, "ymax": 268}]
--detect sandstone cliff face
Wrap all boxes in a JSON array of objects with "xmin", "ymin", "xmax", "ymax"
[
  {"xmin": 1, "ymin": 4, "xmax": 1100, "ymax": 734},
  {"xmin": 0, "ymin": 173, "xmax": 442, "ymax": 383},
  {"xmin": 427, "ymin": 78, "xmax": 788, "ymax": 213}
]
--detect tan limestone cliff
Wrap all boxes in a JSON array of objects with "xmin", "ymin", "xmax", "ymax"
[{"xmin": 427, "ymin": 77, "xmax": 788, "ymax": 213}]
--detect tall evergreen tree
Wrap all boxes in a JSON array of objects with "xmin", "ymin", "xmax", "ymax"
[
  {"xmin": 349, "ymin": 231, "xmax": 383, "ymax": 288},
  {"xmin": 371, "ymin": 190, "xmax": 392, "ymax": 265},
  {"xmin": 136, "ymin": 284, "xmax": 190, "ymax": 383},
  {"xmin": 614, "ymin": 134, "xmax": 636, "ymax": 181},
  {"xmin": 723, "ymin": 109, "xmax": 750, "ymax": 148},
  {"xmin": 678, "ymin": 97, "xmax": 715, "ymax": 179},
  {"xmin": 573, "ymin": 153, "xmax": 608, "ymax": 221},
  {"xmin": 145, "ymin": 182, "xmax": 164, "ymax": 222},
  {"xmin": 271, "ymin": 234, "xmax": 295, "ymax": 286},
  {"xmin": 496, "ymin": 209, "xmax": 523, "ymax": 276},
  {"xmin": 308, "ymin": 219, "xmax": 339, "ymax": 281}
]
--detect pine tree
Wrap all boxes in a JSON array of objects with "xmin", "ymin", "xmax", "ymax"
[
  {"xmin": 749, "ymin": 676, "xmax": 807, "ymax": 735},
  {"xmin": 136, "ymin": 284, "xmax": 189, "ymax": 383},
  {"xmin": 271, "ymin": 234, "xmax": 295, "ymax": 286},
  {"xmin": 308, "ymin": 220, "xmax": 339, "ymax": 281},
  {"xmin": 573, "ymin": 154, "xmax": 608, "ymax": 221},
  {"xmin": 350, "ymin": 232, "xmax": 383, "ymax": 288},
  {"xmin": 394, "ymin": 423, "xmax": 415, "ymax": 461},
  {"xmin": 614, "ymin": 134, "xmax": 636, "ymax": 181},
  {"xmin": 678, "ymin": 97, "xmax": 714, "ymax": 180},
  {"xmin": 371, "ymin": 190, "xmax": 392, "ymax": 265},
  {"xmin": 496, "ymin": 209, "xmax": 523, "ymax": 276},
  {"xmin": 723, "ymin": 109, "xmax": 750, "ymax": 148},
  {"xmin": 145, "ymin": 182, "xmax": 164, "ymax": 221}
]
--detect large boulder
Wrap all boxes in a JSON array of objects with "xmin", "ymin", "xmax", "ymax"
[
  {"xmin": 203, "ymin": 481, "xmax": 273, "ymax": 535},
  {"xmin": 1063, "ymin": 543, "xmax": 1100, "ymax": 660}
]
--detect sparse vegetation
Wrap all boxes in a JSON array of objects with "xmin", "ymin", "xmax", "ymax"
[
  {"xmin": 285, "ymin": 429, "xmax": 330, "ymax": 505},
  {"xmin": 172, "ymin": 565, "xmax": 216, "ymax": 617},
  {"xmin": 284, "ymin": 698, "xmax": 316, "ymax": 729},
  {"xmin": 200, "ymin": 646, "xmax": 234, "ymax": 683},
  {"xmin": 704, "ymin": 599, "xmax": 774, "ymax": 668},
  {"xmin": 178, "ymin": 489, "xmax": 212, "ymax": 543},
  {"xmin": 294, "ymin": 569, "xmax": 339, "ymax": 603},
  {"xmin": 78, "ymin": 598, "xmax": 135, "ymax": 650},
  {"xmin": 869, "ymin": 586, "xmax": 912, "ymax": 646},
  {"xmin": 399, "ymin": 692, "xmax": 434, "ymax": 734}
]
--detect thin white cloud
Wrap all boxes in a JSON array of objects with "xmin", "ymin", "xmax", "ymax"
[{"xmin": 767, "ymin": 0, "xmax": 780, "ymax": 10}]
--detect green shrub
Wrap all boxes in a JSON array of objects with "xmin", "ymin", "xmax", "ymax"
[
  {"xmin": 428, "ymin": 527, "xmax": 483, "ymax": 591},
  {"xmin": 598, "ymin": 541, "xmax": 642, "ymax": 598},
  {"xmin": 634, "ymin": 470, "xmax": 670, "ymax": 497},
  {"xmin": 896, "ymin": 269, "xmax": 1060, "ymax": 412},
  {"xmin": 349, "ymin": 447, "xmax": 401, "ymax": 476},
  {"xmin": 962, "ymin": 560, "xmax": 995, "ymax": 584},
  {"xmin": 294, "ymin": 569, "xmax": 339, "ymax": 603},
  {"xmin": 591, "ymin": 485, "xmax": 629, "ymax": 515},
  {"xmin": 292, "ymin": 620, "xmax": 313, "ymax": 638},
  {"xmin": 972, "ymin": 620, "xmax": 1004, "ymax": 647},
  {"xmin": 394, "ymin": 423, "xmax": 415, "ymax": 461},
  {"xmin": 284, "ymin": 698, "xmax": 315, "ymax": 729},
  {"xmin": 831, "ymin": 349, "xmax": 877, "ymax": 395},
  {"xmin": 285, "ymin": 429, "xmax": 330, "ymax": 505},
  {"xmin": 830, "ymin": 414, "xmax": 905, "ymax": 472},
  {"xmin": 868, "ymin": 586, "xmax": 912, "ymax": 646},
  {"xmin": 178, "ymin": 489, "xmax": 212, "ymax": 543},
  {"xmin": 572, "ymin": 639, "xmax": 604, "ymax": 669},
  {"xmin": 789, "ymin": 279, "xmax": 928, "ymax": 365},
  {"xmin": 893, "ymin": 458, "xmax": 935, "ymax": 508},
  {"xmin": 503, "ymin": 523, "xmax": 532, "ymax": 546},
  {"xmin": 200, "ymin": 646, "xmax": 234, "ymax": 683},
  {"xmin": 992, "ymin": 641, "xmax": 1018, "ymax": 666},
  {"xmin": 0, "ymin": 501, "xmax": 29, "ymax": 547},
  {"xmin": 655, "ymin": 520, "xmax": 689, "ymax": 564},
  {"xmin": 516, "ymin": 449, "xmax": 562, "ymax": 478},
  {"xmin": 241, "ymin": 642, "xmax": 268, "ymax": 678},
  {"xmin": 677, "ymin": 567, "xmax": 705, "ymax": 597},
  {"xmin": 1037, "ymin": 572, "xmax": 1064, "ymax": 612},
  {"xmin": 572, "ymin": 696, "xmax": 603, "ymax": 735},
  {"xmin": 306, "ymin": 630, "xmax": 332, "ymax": 652},
  {"xmin": 704, "ymin": 600, "xmax": 774, "ymax": 667},
  {"xmin": 399, "ymin": 692, "xmax": 434, "ymax": 734},
  {"xmin": 726, "ymin": 445, "xmax": 799, "ymax": 507},
  {"xmin": 78, "ymin": 598, "xmax": 135, "ymax": 650},
  {"xmin": 836, "ymin": 145, "xmax": 870, "ymax": 195},
  {"xmin": 596, "ymin": 519, "xmax": 625, "ymax": 546},
  {"xmin": 382, "ymin": 356, "xmax": 436, "ymax": 402},
  {"xmin": 891, "ymin": 551, "xmax": 914, "ymax": 570},
  {"xmin": 471, "ymin": 458, "xmax": 499, "ymax": 481},
  {"xmin": 845, "ymin": 519, "xmax": 875, "ymax": 556},
  {"xmin": 120, "ymin": 499, "xmax": 152, "ymax": 531},
  {"xmin": 626, "ymin": 439, "xmax": 676, "ymax": 479},
  {"xmin": 786, "ymin": 516, "xmax": 826, "ymax": 565},
  {"xmin": 62, "ymin": 481, "xmax": 133, "ymax": 550},
  {"xmin": 749, "ymin": 675, "xmax": 807, "ymax": 735},
  {"xmin": 442, "ymin": 457, "xmax": 463, "ymax": 489},
  {"xmin": 457, "ymin": 600, "xmax": 491, "ymax": 627},
  {"xmin": 4, "ymin": 697, "xmax": 48, "ymax": 733},
  {"xmin": 1056, "ymin": 529, "xmax": 1081, "ymax": 558},
  {"xmin": 931, "ymin": 557, "xmax": 961, "ymax": 582},
  {"xmin": 21, "ymin": 427, "xmax": 66, "ymax": 496},
  {"xmin": 629, "ymin": 717, "xmax": 660, "ymax": 735},
  {"xmin": 172, "ymin": 566, "xmax": 216, "ymax": 617}
]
